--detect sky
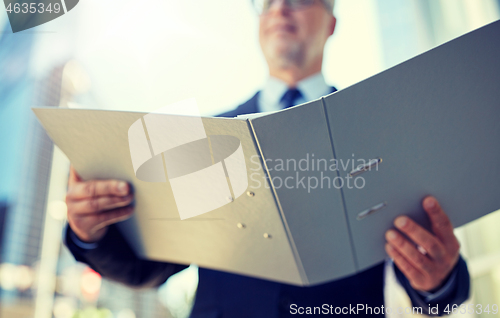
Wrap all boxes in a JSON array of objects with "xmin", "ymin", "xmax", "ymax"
[{"xmin": 1, "ymin": 0, "xmax": 385, "ymax": 115}]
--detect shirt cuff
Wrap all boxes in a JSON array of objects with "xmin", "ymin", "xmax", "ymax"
[
  {"xmin": 416, "ymin": 264, "xmax": 459, "ymax": 302},
  {"xmin": 68, "ymin": 227, "xmax": 99, "ymax": 250}
]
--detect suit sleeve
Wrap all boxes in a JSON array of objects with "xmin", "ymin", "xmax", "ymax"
[
  {"xmin": 394, "ymin": 255, "xmax": 470, "ymax": 316},
  {"xmin": 64, "ymin": 224, "xmax": 189, "ymax": 288}
]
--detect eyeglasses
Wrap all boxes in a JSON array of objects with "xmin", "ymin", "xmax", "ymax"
[{"xmin": 252, "ymin": 0, "xmax": 328, "ymax": 15}]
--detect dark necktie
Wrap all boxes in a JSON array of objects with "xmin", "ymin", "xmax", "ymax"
[{"xmin": 280, "ymin": 88, "xmax": 302, "ymax": 109}]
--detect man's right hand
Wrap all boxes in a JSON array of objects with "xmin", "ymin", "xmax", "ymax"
[{"xmin": 66, "ymin": 166, "xmax": 135, "ymax": 243}]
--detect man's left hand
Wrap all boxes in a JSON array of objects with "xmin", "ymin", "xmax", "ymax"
[{"xmin": 385, "ymin": 196, "xmax": 460, "ymax": 292}]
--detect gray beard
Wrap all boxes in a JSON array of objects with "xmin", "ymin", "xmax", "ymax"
[{"xmin": 266, "ymin": 42, "xmax": 305, "ymax": 69}]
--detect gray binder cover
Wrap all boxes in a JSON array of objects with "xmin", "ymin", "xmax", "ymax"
[{"xmin": 34, "ymin": 20, "xmax": 500, "ymax": 286}]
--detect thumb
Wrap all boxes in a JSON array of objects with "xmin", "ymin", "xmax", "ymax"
[{"xmin": 68, "ymin": 166, "xmax": 82, "ymax": 186}]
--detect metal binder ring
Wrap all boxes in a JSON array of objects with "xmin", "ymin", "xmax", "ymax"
[
  {"xmin": 356, "ymin": 202, "xmax": 387, "ymax": 220},
  {"xmin": 349, "ymin": 158, "xmax": 382, "ymax": 177}
]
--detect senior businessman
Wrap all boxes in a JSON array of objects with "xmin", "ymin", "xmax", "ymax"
[{"xmin": 64, "ymin": 0, "xmax": 470, "ymax": 316}]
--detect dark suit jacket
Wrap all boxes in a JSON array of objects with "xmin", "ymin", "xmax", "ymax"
[{"xmin": 65, "ymin": 91, "xmax": 470, "ymax": 317}]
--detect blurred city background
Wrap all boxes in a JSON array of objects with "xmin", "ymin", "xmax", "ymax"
[{"xmin": 1, "ymin": 0, "xmax": 499, "ymax": 317}]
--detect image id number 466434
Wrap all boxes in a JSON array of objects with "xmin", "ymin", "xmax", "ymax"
[{"xmin": 6, "ymin": 2, "xmax": 62, "ymax": 14}]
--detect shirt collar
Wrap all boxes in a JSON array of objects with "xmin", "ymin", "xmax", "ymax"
[
  {"xmin": 258, "ymin": 73, "xmax": 331, "ymax": 113},
  {"xmin": 297, "ymin": 73, "xmax": 331, "ymax": 103}
]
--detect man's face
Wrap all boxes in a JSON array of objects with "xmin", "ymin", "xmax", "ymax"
[{"xmin": 258, "ymin": 0, "xmax": 336, "ymax": 69}]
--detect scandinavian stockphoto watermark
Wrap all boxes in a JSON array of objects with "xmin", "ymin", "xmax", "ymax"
[
  {"xmin": 4, "ymin": 0, "xmax": 80, "ymax": 32},
  {"xmin": 249, "ymin": 153, "xmax": 379, "ymax": 193},
  {"xmin": 127, "ymin": 98, "xmax": 248, "ymax": 220}
]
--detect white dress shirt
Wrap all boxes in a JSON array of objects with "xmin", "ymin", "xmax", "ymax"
[{"xmin": 258, "ymin": 73, "xmax": 333, "ymax": 113}]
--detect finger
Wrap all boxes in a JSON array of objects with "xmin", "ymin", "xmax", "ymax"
[
  {"xmin": 393, "ymin": 216, "xmax": 446, "ymax": 260},
  {"xmin": 91, "ymin": 206, "xmax": 135, "ymax": 233},
  {"xmin": 69, "ymin": 194, "xmax": 134, "ymax": 215},
  {"xmin": 67, "ymin": 179, "xmax": 130, "ymax": 200},
  {"xmin": 68, "ymin": 166, "xmax": 82, "ymax": 185},
  {"xmin": 422, "ymin": 196, "xmax": 459, "ymax": 249},
  {"xmin": 386, "ymin": 230, "xmax": 434, "ymax": 274},
  {"xmin": 385, "ymin": 243, "xmax": 426, "ymax": 289}
]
